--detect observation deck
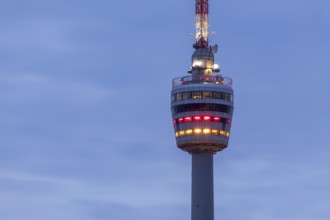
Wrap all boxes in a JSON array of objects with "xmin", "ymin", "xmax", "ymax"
[
  {"xmin": 171, "ymin": 73, "xmax": 234, "ymax": 153},
  {"xmin": 172, "ymin": 74, "xmax": 233, "ymax": 88}
]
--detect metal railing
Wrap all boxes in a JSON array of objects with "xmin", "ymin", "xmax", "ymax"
[{"xmin": 172, "ymin": 75, "xmax": 233, "ymax": 88}]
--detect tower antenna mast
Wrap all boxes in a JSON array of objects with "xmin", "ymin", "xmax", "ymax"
[{"xmin": 195, "ymin": 0, "xmax": 209, "ymax": 48}]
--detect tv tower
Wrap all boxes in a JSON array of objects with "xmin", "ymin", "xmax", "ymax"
[{"xmin": 170, "ymin": 1, "xmax": 234, "ymax": 220}]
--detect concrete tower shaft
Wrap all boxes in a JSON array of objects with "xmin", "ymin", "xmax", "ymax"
[{"xmin": 191, "ymin": 152, "xmax": 214, "ymax": 220}]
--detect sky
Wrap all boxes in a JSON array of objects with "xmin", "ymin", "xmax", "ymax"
[{"xmin": 0, "ymin": 0, "xmax": 329, "ymax": 219}]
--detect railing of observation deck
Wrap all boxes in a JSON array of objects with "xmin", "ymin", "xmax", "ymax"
[{"xmin": 172, "ymin": 75, "xmax": 233, "ymax": 88}]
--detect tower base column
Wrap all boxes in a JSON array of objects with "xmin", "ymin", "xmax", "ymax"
[{"xmin": 191, "ymin": 152, "xmax": 214, "ymax": 220}]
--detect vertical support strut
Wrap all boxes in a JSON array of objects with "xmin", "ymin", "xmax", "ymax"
[
  {"xmin": 195, "ymin": 0, "xmax": 209, "ymax": 48},
  {"xmin": 191, "ymin": 152, "xmax": 214, "ymax": 220}
]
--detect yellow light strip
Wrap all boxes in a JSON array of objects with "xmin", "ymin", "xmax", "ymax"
[
  {"xmin": 211, "ymin": 129, "xmax": 218, "ymax": 135},
  {"xmin": 175, "ymin": 128, "xmax": 229, "ymax": 138},
  {"xmin": 203, "ymin": 129, "xmax": 210, "ymax": 134},
  {"xmin": 194, "ymin": 128, "xmax": 202, "ymax": 134}
]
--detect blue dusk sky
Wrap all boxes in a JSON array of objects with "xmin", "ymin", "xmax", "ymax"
[{"xmin": 0, "ymin": 0, "xmax": 329, "ymax": 219}]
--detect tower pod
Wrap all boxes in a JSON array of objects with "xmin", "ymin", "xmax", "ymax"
[{"xmin": 171, "ymin": 47, "xmax": 234, "ymax": 153}]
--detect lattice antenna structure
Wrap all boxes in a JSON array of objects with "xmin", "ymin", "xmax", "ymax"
[{"xmin": 194, "ymin": 0, "xmax": 209, "ymax": 48}]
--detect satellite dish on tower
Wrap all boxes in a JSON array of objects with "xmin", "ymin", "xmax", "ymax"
[{"xmin": 211, "ymin": 44, "xmax": 218, "ymax": 54}]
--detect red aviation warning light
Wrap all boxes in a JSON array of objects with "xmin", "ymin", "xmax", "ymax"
[{"xmin": 195, "ymin": 0, "xmax": 209, "ymax": 48}]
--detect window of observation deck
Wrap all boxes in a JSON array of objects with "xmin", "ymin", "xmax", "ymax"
[
  {"xmin": 203, "ymin": 91, "xmax": 212, "ymax": 99},
  {"xmin": 192, "ymin": 91, "xmax": 202, "ymax": 99},
  {"xmin": 172, "ymin": 103, "xmax": 232, "ymax": 114},
  {"xmin": 172, "ymin": 91, "xmax": 232, "ymax": 102}
]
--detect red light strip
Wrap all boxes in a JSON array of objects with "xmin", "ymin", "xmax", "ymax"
[
  {"xmin": 184, "ymin": 117, "xmax": 193, "ymax": 122},
  {"xmin": 194, "ymin": 116, "xmax": 201, "ymax": 121},
  {"xmin": 174, "ymin": 115, "xmax": 232, "ymax": 125}
]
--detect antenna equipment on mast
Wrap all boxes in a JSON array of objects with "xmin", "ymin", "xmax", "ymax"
[{"xmin": 194, "ymin": 0, "xmax": 209, "ymax": 48}]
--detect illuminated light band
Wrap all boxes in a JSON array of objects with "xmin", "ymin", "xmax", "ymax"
[
  {"xmin": 173, "ymin": 115, "xmax": 231, "ymax": 125},
  {"xmin": 175, "ymin": 128, "xmax": 230, "ymax": 138}
]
